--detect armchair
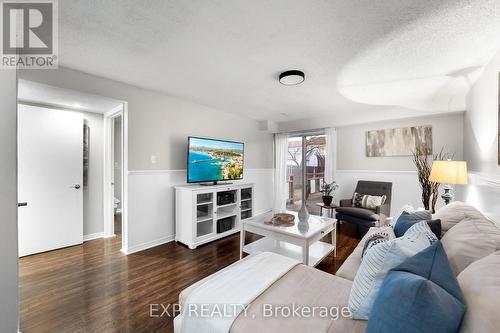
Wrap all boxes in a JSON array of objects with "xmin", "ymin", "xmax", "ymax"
[{"xmin": 336, "ymin": 181, "xmax": 392, "ymax": 239}]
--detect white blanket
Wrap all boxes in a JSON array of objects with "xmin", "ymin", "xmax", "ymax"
[{"xmin": 180, "ymin": 252, "xmax": 300, "ymax": 333}]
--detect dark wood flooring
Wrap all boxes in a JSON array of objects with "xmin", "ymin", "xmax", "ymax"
[{"xmin": 19, "ymin": 216, "xmax": 359, "ymax": 333}]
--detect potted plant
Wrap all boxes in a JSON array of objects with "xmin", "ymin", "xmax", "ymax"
[{"xmin": 320, "ymin": 181, "xmax": 339, "ymax": 206}]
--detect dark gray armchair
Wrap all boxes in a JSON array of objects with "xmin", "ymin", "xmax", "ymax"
[{"xmin": 336, "ymin": 181, "xmax": 392, "ymax": 238}]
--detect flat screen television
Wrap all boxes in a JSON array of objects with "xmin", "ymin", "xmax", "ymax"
[{"xmin": 187, "ymin": 136, "xmax": 244, "ymax": 184}]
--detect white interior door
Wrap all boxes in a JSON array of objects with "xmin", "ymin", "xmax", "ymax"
[{"xmin": 18, "ymin": 104, "xmax": 84, "ymax": 257}]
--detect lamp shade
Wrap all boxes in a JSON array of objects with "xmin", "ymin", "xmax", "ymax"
[{"xmin": 429, "ymin": 160, "xmax": 468, "ymax": 185}]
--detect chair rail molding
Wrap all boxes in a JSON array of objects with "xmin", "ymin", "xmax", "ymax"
[{"xmin": 468, "ymin": 171, "xmax": 500, "ymax": 188}]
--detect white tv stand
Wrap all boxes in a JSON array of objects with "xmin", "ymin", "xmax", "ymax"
[{"xmin": 175, "ymin": 182, "xmax": 254, "ymax": 249}]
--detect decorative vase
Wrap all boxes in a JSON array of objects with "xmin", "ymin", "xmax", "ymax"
[
  {"xmin": 298, "ymin": 203, "xmax": 309, "ymax": 223},
  {"xmin": 322, "ymin": 195, "xmax": 333, "ymax": 206},
  {"xmin": 297, "ymin": 219, "xmax": 310, "ymax": 233}
]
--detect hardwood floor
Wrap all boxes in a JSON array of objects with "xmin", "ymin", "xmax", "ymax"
[{"xmin": 19, "ymin": 217, "xmax": 359, "ymax": 333}]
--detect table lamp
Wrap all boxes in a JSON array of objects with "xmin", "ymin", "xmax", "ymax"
[{"xmin": 429, "ymin": 160, "xmax": 468, "ymax": 205}]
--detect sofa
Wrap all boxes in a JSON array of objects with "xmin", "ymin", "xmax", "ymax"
[{"xmin": 175, "ymin": 202, "xmax": 500, "ymax": 332}]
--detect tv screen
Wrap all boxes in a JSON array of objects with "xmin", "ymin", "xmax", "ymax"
[{"xmin": 187, "ymin": 137, "xmax": 244, "ymax": 183}]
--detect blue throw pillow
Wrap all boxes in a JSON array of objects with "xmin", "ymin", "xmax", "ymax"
[
  {"xmin": 366, "ymin": 241, "xmax": 465, "ymax": 333},
  {"xmin": 394, "ymin": 210, "xmax": 435, "ymax": 237}
]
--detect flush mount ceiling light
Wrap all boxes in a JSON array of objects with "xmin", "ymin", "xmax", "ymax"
[{"xmin": 279, "ymin": 70, "xmax": 305, "ymax": 85}]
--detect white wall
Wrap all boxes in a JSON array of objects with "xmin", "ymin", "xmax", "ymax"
[
  {"xmin": 337, "ymin": 113, "xmax": 464, "ymax": 171},
  {"xmin": 19, "ymin": 68, "xmax": 274, "ymax": 253},
  {"xmin": 463, "ymin": 47, "xmax": 500, "ymax": 222},
  {"xmin": 19, "ymin": 68, "xmax": 273, "ymax": 171},
  {"xmin": 327, "ymin": 113, "xmax": 464, "ymax": 215},
  {"xmin": 0, "ymin": 70, "xmax": 19, "ymax": 332}
]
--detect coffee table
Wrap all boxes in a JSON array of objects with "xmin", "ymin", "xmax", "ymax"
[{"xmin": 240, "ymin": 211, "xmax": 336, "ymax": 266}]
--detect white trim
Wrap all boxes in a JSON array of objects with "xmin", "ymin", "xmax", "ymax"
[
  {"xmin": 336, "ymin": 169, "xmax": 417, "ymax": 174},
  {"xmin": 104, "ymin": 104, "xmax": 124, "ymax": 117},
  {"xmin": 128, "ymin": 169, "xmax": 185, "ymax": 175},
  {"xmin": 103, "ymin": 115, "xmax": 113, "ymax": 237},
  {"xmin": 120, "ymin": 235, "xmax": 175, "ymax": 255},
  {"xmin": 468, "ymin": 171, "xmax": 500, "ymax": 187},
  {"xmin": 103, "ymin": 102, "xmax": 129, "ymax": 253},
  {"xmin": 127, "ymin": 168, "xmax": 273, "ymax": 175},
  {"xmin": 336, "ymin": 170, "xmax": 500, "ymax": 186},
  {"xmin": 83, "ymin": 232, "xmax": 104, "ymax": 241},
  {"xmin": 119, "ymin": 207, "xmax": 272, "ymax": 253},
  {"xmin": 122, "ymin": 103, "xmax": 129, "ymax": 252}
]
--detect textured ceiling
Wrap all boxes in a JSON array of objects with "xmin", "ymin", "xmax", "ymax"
[{"xmin": 57, "ymin": 0, "xmax": 500, "ymax": 123}]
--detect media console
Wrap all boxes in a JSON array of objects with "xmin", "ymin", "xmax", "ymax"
[{"xmin": 175, "ymin": 182, "xmax": 254, "ymax": 249}]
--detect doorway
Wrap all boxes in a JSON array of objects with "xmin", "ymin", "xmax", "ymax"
[
  {"xmin": 103, "ymin": 104, "xmax": 128, "ymax": 253},
  {"xmin": 17, "ymin": 80, "xmax": 128, "ymax": 253},
  {"xmin": 113, "ymin": 116, "xmax": 123, "ymax": 236}
]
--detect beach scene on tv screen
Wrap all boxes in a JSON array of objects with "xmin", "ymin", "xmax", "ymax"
[{"xmin": 188, "ymin": 138, "xmax": 244, "ymax": 182}]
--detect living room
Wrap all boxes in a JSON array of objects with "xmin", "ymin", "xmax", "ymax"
[{"xmin": 1, "ymin": 1, "xmax": 500, "ymax": 333}]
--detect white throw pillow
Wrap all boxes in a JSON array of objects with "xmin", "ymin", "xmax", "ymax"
[
  {"xmin": 433, "ymin": 201, "xmax": 485, "ymax": 235},
  {"xmin": 348, "ymin": 221, "xmax": 438, "ymax": 320},
  {"xmin": 401, "ymin": 204, "xmax": 416, "ymax": 214},
  {"xmin": 353, "ymin": 192, "xmax": 386, "ymax": 210},
  {"xmin": 457, "ymin": 251, "xmax": 500, "ymax": 333},
  {"xmin": 441, "ymin": 216, "xmax": 500, "ymax": 275}
]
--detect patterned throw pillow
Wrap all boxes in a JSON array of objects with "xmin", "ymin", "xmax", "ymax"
[
  {"xmin": 349, "ymin": 221, "xmax": 438, "ymax": 320},
  {"xmin": 362, "ymin": 226, "xmax": 396, "ymax": 259},
  {"xmin": 353, "ymin": 192, "xmax": 387, "ymax": 210}
]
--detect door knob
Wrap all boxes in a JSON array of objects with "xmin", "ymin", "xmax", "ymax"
[
  {"xmin": 18, "ymin": 202, "xmax": 28, "ymax": 207},
  {"xmin": 73, "ymin": 184, "xmax": 81, "ymax": 189}
]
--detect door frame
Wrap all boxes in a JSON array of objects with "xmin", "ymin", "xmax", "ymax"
[{"xmin": 103, "ymin": 102, "xmax": 129, "ymax": 253}]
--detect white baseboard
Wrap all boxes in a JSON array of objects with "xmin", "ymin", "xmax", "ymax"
[
  {"xmin": 121, "ymin": 235, "xmax": 175, "ymax": 255},
  {"xmin": 83, "ymin": 232, "xmax": 105, "ymax": 241},
  {"xmin": 121, "ymin": 209, "xmax": 272, "ymax": 255}
]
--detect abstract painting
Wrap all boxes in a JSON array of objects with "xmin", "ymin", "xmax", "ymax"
[{"xmin": 366, "ymin": 125, "xmax": 432, "ymax": 157}]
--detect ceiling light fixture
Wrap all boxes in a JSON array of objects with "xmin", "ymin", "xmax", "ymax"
[{"xmin": 279, "ymin": 70, "xmax": 305, "ymax": 85}]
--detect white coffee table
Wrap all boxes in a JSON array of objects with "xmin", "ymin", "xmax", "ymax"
[{"xmin": 240, "ymin": 211, "xmax": 336, "ymax": 266}]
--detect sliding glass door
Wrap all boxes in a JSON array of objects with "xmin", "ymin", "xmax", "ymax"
[{"xmin": 286, "ymin": 134, "xmax": 326, "ymax": 215}]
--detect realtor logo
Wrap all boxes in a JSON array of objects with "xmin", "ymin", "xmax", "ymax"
[{"xmin": 1, "ymin": 0, "xmax": 58, "ymax": 68}]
